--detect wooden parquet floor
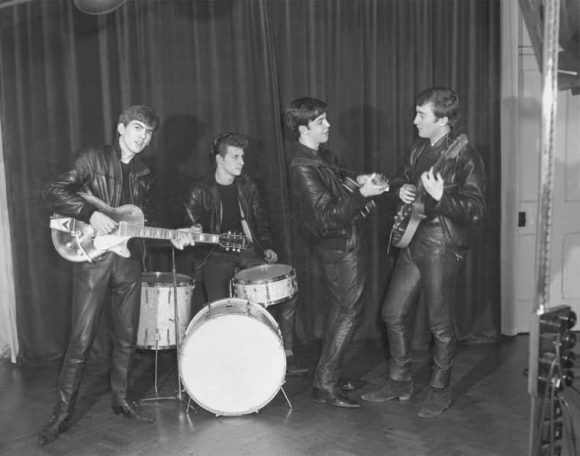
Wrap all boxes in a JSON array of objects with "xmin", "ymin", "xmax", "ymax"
[{"xmin": 0, "ymin": 335, "xmax": 572, "ymax": 456}]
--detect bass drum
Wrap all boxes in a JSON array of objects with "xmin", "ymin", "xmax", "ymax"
[{"xmin": 179, "ymin": 298, "xmax": 286, "ymax": 416}]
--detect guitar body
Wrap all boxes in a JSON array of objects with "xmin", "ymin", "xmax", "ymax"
[
  {"xmin": 49, "ymin": 195, "xmax": 249, "ymax": 262},
  {"xmin": 51, "ymin": 204, "xmax": 145, "ymax": 262},
  {"xmin": 389, "ymin": 198, "xmax": 426, "ymax": 249},
  {"xmin": 388, "ymin": 134, "xmax": 469, "ymax": 251}
]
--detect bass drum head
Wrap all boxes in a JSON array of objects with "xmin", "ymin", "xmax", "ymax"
[{"xmin": 179, "ymin": 299, "xmax": 286, "ymax": 416}]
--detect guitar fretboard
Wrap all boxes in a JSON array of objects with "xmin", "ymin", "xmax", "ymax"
[{"xmin": 120, "ymin": 223, "xmax": 220, "ymax": 244}]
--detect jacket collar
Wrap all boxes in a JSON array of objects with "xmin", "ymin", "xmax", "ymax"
[{"xmin": 112, "ymin": 141, "xmax": 150, "ymax": 175}]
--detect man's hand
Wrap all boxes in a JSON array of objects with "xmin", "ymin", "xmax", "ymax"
[
  {"xmin": 399, "ymin": 184, "xmax": 417, "ymax": 204},
  {"xmin": 421, "ymin": 167, "xmax": 444, "ymax": 201},
  {"xmin": 359, "ymin": 173, "xmax": 389, "ymax": 197},
  {"xmin": 263, "ymin": 249, "xmax": 278, "ymax": 264},
  {"xmin": 171, "ymin": 224, "xmax": 202, "ymax": 250},
  {"xmin": 89, "ymin": 211, "xmax": 117, "ymax": 235}
]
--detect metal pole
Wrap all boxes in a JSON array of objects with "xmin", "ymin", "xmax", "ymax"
[{"xmin": 528, "ymin": 0, "xmax": 560, "ymax": 454}]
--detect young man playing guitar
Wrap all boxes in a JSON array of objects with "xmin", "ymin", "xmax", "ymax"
[
  {"xmin": 362, "ymin": 88, "xmax": 486, "ymax": 418},
  {"xmin": 39, "ymin": 105, "xmax": 192, "ymax": 445}
]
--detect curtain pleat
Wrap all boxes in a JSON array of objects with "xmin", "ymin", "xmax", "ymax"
[{"xmin": 0, "ymin": 0, "xmax": 501, "ymax": 363}]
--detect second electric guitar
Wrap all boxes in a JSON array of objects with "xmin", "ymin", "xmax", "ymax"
[{"xmin": 388, "ymin": 134, "xmax": 468, "ymax": 250}]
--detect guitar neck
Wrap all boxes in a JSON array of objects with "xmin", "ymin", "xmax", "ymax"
[{"xmin": 120, "ymin": 224, "xmax": 220, "ymax": 244}]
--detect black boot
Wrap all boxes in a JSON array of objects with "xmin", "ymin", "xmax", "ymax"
[
  {"xmin": 37, "ymin": 413, "xmax": 71, "ymax": 445},
  {"xmin": 112, "ymin": 398, "xmax": 155, "ymax": 422}
]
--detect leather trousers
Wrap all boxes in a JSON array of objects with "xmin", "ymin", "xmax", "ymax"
[
  {"xmin": 54, "ymin": 253, "xmax": 141, "ymax": 414},
  {"xmin": 202, "ymin": 247, "xmax": 297, "ymax": 351},
  {"xmin": 381, "ymin": 224, "xmax": 463, "ymax": 389},
  {"xmin": 313, "ymin": 244, "xmax": 366, "ymax": 390}
]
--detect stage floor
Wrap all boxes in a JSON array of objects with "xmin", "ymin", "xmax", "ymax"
[{"xmin": 0, "ymin": 335, "xmax": 560, "ymax": 456}]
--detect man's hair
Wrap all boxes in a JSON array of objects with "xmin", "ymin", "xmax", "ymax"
[
  {"xmin": 118, "ymin": 105, "xmax": 160, "ymax": 131},
  {"xmin": 285, "ymin": 97, "xmax": 327, "ymax": 138},
  {"xmin": 415, "ymin": 87, "xmax": 461, "ymax": 128},
  {"xmin": 211, "ymin": 131, "xmax": 249, "ymax": 158}
]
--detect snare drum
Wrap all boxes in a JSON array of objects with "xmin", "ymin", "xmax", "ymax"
[
  {"xmin": 179, "ymin": 298, "xmax": 286, "ymax": 416},
  {"xmin": 137, "ymin": 272, "xmax": 194, "ymax": 350},
  {"xmin": 232, "ymin": 263, "xmax": 297, "ymax": 307}
]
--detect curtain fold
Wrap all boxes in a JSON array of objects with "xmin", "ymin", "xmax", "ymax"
[
  {"xmin": 0, "ymin": 119, "xmax": 18, "ymax": 362},
  {"xmin": 0, "ymin": 0, "xmax": 501, "ymax": 363}
]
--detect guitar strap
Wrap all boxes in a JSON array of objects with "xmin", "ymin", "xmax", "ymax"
[{"xmin": 238, "ymin": 200, "xmax": 254, "ymax": 245}]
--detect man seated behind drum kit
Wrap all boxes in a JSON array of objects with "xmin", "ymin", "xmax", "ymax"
[{"xmin": 182, "ymin": 131, "xmax": 308, "ymax": 376}]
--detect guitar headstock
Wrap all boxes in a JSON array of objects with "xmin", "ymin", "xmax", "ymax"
[{"xmin": 218, "ymin": 232, "xmax": 248, "ymax": 251}]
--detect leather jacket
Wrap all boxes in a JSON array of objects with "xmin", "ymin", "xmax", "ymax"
[
  {"xmin": 289, "ymin": 142, "xmax": 367, "ymax": 248},
  {"xmin": 44, "ymin": 142, "xmax": 154, "ymax": 223},
  {"xmin": 183, "ymin": 173, "xmax": 273, "ymax": 252},
  {"xmin": 390, "ymin": 133, "xmax": 486, "ymax": 249}
]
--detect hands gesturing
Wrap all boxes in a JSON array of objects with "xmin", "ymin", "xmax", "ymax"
[{"xmin": 357, "ymin": 173, "xmax": 389, "ymax": 198}]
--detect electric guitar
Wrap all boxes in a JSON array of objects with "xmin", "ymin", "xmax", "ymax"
[
  {"xmin": 342, "ymin": 174, "xmax": 389, "ymax": 219},
  {"xmin": 50, "ymin": 196, "xmax": 248, "ymax": 263},
  {"xmin": 388, "ymin": 134, "xmax": 468, "ymax": 251}
]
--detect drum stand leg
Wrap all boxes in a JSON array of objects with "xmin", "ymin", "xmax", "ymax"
[
  {"xmin": 280, "ymin": 386, "xmax": 293, "ymax": 409},
  {"xmin": 141, "ymin": 247, "xmax": 194, "ymax": 411},
  {"xmin": 141, "ymin": 341, "xmax": 165, "ymax": 401}
]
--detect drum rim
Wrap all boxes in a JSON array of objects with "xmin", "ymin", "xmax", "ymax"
[
  {"xmin": 136, "ymin": 343, "xmax": 177, "ymax": 350},
  {"xmin": 141, "ymin": 271, "xmax": 194, "ymax": 287},
  {"xmin": 187, "ymin": 298, "xmax": 279, "ymax": 332},
  {"xmin": 233, "ymin": 264, "xmax": 294, "ymax": 284},
  {"xmin": 233, "ymin": 270, "xmax": 295, "ymax": 286}
]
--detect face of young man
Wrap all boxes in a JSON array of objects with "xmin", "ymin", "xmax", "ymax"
[
  {"xmin": 217, "ymin": 145, "xmax": 245, "ymax": 178},
  {"xmin": 414, "ymin": 102, "xmax": 448, "ymax": 143},
  {"xmin": 301, "ymin": 113, "xmax": 330, "ymax": 147},
  {"xmin": 117, "ymin": 120, "xmax": 154, "ymax": 160}
]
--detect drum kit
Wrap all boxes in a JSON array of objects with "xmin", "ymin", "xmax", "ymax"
[{"xmin": 137, "ymin": 259, "xmax": 298, "ymax": 417}]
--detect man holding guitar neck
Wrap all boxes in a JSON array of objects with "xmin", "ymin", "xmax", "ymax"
[
  {"xmin": 286, "ymin": 97, "xmax": 389, "ymax": 408},
  {"xmin": 39, "ymin": 105, "xmax": 192, "ymax": 445},
  {"xmin": 362, "ymin": 88, "xmax": 486, "ymax": 418}
]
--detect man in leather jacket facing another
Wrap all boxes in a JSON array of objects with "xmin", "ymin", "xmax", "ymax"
[
  {"xmin": 183, "ymin": 131, "xmax": 307, "ymax": 376},
  {"xmin": 39, "ymin": 105, "xmax": 191, "ymax": 445},
  {"xmin": 286, "ymin": 97, "xmax": 388, "ymax": 408},
  {"xmin": 362, "ymin": 87, "xmax": 486, "ymax": 418}
]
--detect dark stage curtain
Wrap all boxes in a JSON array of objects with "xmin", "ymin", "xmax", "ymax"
[{"xmin": 0, "ymin": 0, "xmax": 501, "ymax": 364}]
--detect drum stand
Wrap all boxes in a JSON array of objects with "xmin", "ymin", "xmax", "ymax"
[{"xmin": 142, "ymin": 247, "xmax": 192, "ymax": 410}]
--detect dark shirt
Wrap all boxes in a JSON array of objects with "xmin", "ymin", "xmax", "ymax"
[
  {"xmin": 217, "ymin": 182, "xmax": 243, "ymax": 234},
  {"xmin": 120, "ymin": 161, "xmax": 132, "ymax": 206},
  {"xmin": 413, "ymin": 142, "xmax": 440, "ymax": 182}
]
